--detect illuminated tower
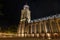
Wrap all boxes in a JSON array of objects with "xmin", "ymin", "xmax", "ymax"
[
  {"xmin": 17, "ymin": 4, "xmax": 31, "ymax": 37},
  {"xmin": 20, "ymin": 4, "xmax": 31, "ymax": 23}
]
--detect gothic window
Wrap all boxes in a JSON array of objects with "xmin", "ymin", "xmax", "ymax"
[
  {"xmin": 41, "ymin": 23, "xmax": 45, "ymax": 33},
  {"xmin": 36, "ymin": 23, "xmax": 39, "ymax": 33},
  {"xmin": 32, "ymin": 24, "xmax": 35, "ymax": 33},
  {"xmin": 46, "ymin": 22, "xmax": 51, "ymax": 33},
  {"xmin": 51, "ymin": 21, "xmax": 58, "ymax": 33}
]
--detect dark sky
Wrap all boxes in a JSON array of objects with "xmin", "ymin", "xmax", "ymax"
[{"xmin": 0, "ymin": 0, "xmax": 60, "ymax": 26}]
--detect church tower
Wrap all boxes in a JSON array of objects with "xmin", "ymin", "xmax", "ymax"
[
  {"xmin": 20, "ymin": 4, "xmax": 31, "ymax": 23},
  {"xmin": 17, "ymin": 4, "xmax": 31, "ymax": 37}
]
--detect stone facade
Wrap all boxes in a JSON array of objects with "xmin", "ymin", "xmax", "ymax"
[{"xmin": 17, "ymin": 4, "xmax": 60, "ymax": 38}]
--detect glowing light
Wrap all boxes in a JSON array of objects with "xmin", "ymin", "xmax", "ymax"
[
  {"xmin": 20, "ymin": 19, "xmax": 26, "ymax": 21},
  {"xmin": 17, "ymin": 34, "xmax": 20, "ymax": 37},
  {"xmin": 22, "ymin": 34, "xmax": 24, "ymax": 37},
  {"xmin": 53, "ymin": 33, "xmax": 58, "ymax": 37},
  {"xmin": 36, "ymin": 34, "xmax": 39, "ymax": 37},
  {"xmin": 47, "ymin": 33, "xmax": 51, "ymax": 39},
  {"xmin": 31, "ymin": 34, "xmax": 34, "ymax": 37},
  {"xmin": 54, "ymin": 33, "xmax": 58, "ymax": 35},
  {"xmin": 47, "ymin": 33, "xmax": 50, "ymax": 37},
  {"xmin": 41, "ymin": 34, "xmax": 45, "ymax": 37}
]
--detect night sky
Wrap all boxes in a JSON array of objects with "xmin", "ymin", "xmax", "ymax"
[{"xmin": 0, "ymin": 0, "xmax": 60, "ymax": 26}]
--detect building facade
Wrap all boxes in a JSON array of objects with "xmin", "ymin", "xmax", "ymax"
[{"xmin": 17, "ymin": 4, "xmax": 60, "ymax": 38}]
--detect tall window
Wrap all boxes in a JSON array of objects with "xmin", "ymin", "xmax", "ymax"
[
  {"xmin": 32, "ymin": 24, "xmax": 35, "ymax": 33},
  {"xmin": 51, "ymin": 21, "xmax": 58, "ymax": 33},
  {"xmin": 46, "ymin": 22, "xmax": 51, "ymax": 33},
  {"xmin": 36, "ymin": 23, "xmax": 39, "ymax": 33},
  {"xmin": 41, "ymin": 23, "xmax": 45, "ymax": 33}
]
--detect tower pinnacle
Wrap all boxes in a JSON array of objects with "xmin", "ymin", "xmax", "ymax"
[{"xmin": 23, "ymin": 3, "xmax": 29, "ymax": 10}]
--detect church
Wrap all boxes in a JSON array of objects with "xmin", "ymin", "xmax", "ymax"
[{"xmin": 17, "ymin": 4, "xmax": 60, "ymax": 39}]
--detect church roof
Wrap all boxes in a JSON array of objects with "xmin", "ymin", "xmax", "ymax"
[{"xmin": 30, "ymin": 14, "xmax": 60, "ymax": 23}]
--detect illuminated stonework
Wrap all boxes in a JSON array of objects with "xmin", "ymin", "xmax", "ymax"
[
  {"xmin": 17, "ymin": 4, "xmax": 60, "ymax": 38},
  {"xmin": 20, "ymin": 4, "xmax": 31, "ymax": 23}
]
